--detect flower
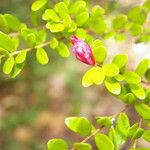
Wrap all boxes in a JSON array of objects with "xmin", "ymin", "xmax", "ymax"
[{"xmin": 71, "ymin": 36, "xmax": 95, "ymax": 65}]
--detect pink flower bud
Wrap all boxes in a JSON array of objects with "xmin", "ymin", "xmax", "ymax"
[{"xmin": 71, "ymin": 36, "xmax": 95, "ymax": 65}]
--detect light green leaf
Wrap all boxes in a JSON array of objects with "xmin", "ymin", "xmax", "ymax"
[
  {"xmin": 46, "ymin": 23, "xmax": 64, "ymax": 33},
  {"xmin": 56, "ymin": 42, "xmax": 70, "ymax": 57},
  {"xmin": 50, "ymin": 38, "xmax": 58, "ymax": 49},
  {"xmin": 92, "ymin": 40, "xmax": 107, "ymax": 63},
  {"xmin": 42, "ymin": 9, "xmax": 60, "ymax": 22},
  {"xmin": 130, "ymin": 84, "xmax": 146, "ymax": 100},
  {"xmin": 36, "ymin": 48, "xmax": 49, "ymax": 64},
  {"xmin": 75, "ymin": 28, "xmax": 87, "ymax": 40},
  {"xmin": 68, "ymin": 21, "xmax": 77, "ymax": 32},
  {"xmin": 92, "ymin": 5, "xmax": 105, "ymax": 16},
  {"xmin": 82, "ymin": 67, "xmax": 105, "ymax": 87},
  {"xmin": 95, "ymin": 133, "xmax": 114, "ymax": 150},
  {"xmin": 96, "ymin": 116, "xmax": 113, "ymax": 127},
  {"xmin": 73, "ymin": 143, "xmax": 92, "ymax": 150},
  {"xmin": 112, "ymin": 54, "xmax": 128, "ymax": 69},
  {"xmin": 116, "ymin": 113, "xmax": 130, "ymax": 139},
  {"xmin": 12, "ymin": 37, "xmax": 19, "ymax": 51},
  {"xmin": 31, "ymin": 0, "xmax": 47, "ymax": 11},
  {"xmin": 134, "ymin": 103, "xmax": 150, "ymax": 119},
  {"xmin": 144, "ymin": 89, "xmax": 150, "ymax": 103},
  {"xmin": 123, "ymin": 71, "xmax": 141, "ymax": 84},
  {"xmin": 104, "ymin": 78, "xmax": 121, "ymax": 95},
  {"xmin": 76, "ymin": 12, "xmax": 89, "ymax": 26},
  {"xmin": 47, "ymin": 139, "xmax": 68, "ymax": 150},
  {"xmin": 65, "ymin": 117, "xmax": 92, "ymax": 136},
  {"xmin": 114, "ymin": 33, "xmax": 126, "ymax": 42},
  {"xmin": 123, "ymin": 93, "xmax": 136, "ymax": 104},
  {"xmin": 103, "ymin": 64, "xmax": 119, "ymax": 77},
  {"xmin": 130, "ymin": 24, "xmax": 143, "ymax": 36},
  {"xmin": 0, "ymin": 31, "xmax": 15, "ymax": 52},
  {"xmin": 3, "ymin": 56, "xmax": 15, "ymax": 74},
  {"xmin": 145, "ymin": 68, "xmax": 150, "ymax": 81},
  {"xmin": 54, "ymin": 2, "xmax": 69, "ymax": 18},
  {"xmin": 136, "ymin": 59, "xmax": 150, "ymax": 76},
  {"xmin": 142, "ymin": 130, "xmax": 150, "ymax": 142},
  {"xmin": 0, "ymin": 48, "xmax": 10, "ymax": 56},
  {"xmin": 15, "ymin": 50, "xmax": 27, "ymax": 64},
  {"xmin": 144, "ymin": 0, "xmax": 150, "ymax": 11},
  {"xmin": 63, "ymin": 14, "xmax": 72, "ymax": 27}
]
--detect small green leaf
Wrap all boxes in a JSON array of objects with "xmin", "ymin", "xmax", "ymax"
[
  {"xmin": 95, "ymin": 133, "xmax": 114, "ymax": 150},
  {"xmin": 68, "ymin": 21, "xmax": 77, "ymax": 32},
  {"xmin": 82, "ymin": 67, "xmax": 105, "ymax": 87},
  {"xmin": 15, "ymin": 50, "xmax": 27, "ymax": 64},
  {"xmin": 123, "ymin": 93, "xmax": 136, "ymax": 104},
  {"xmin": 123, "ymin": 71, "xmax": 141, "ymax": 84},
  {"xmin": 145, "ymin": 68, "xmax": 150, "ymax": 81},
  {"xmin": 103, "ymin": 64, "xmax": 119, "ymax": 77},
  {"xmin": 31, "ymin": 0, "xmax": 47, "ymax": 11},
  {"xmin": 3, "ymin": 56, "xmax": 15, "ymax": 74},
  {"xmin": 144, "ymin": 0, "xmax": 150, "ymax": 11},
  {"xmin": 104, "ymin": 78, "xmax": 121, "ymax": 95},
  {"xmin": 50, "ymin": 38, "xmax": 59, "ymax": 49},
  {"xmin": 76, "ymin": 12, "xmax": 89, "ymax": 26},
  {"xmin": 92, "ymin": 40, "xmax": 107, "ymax": 63},
  {"xmin": 73, "ymin": 143, "xmax": 92, "ymax": 150},
  {"xmin": 36, "ymin": 48, "xmax": 49, "ymax": 64},
  {"xmin": 10, "ymin": 62, "xmax": 24, "ymax": 78},
  {"xmin": 56, "ymin": 42, "xmax": 70, "ymax": 57},
  {"xmin": 46, "ymin": 23, "xmax": 64, "ymax": 33},
  {"xmin": 75, "ymin": 28, "xmax": 87, "ymax": 40},
  {"xmin": 108, "ymin": 128, "xmax": 118, "ymax": 150},
  {"xmin": 134, "ymin": 103, "xmax": 150, "ymax": 119},
  {"xmin": 130, "ymin": 24, "xmax": 143, "ymax": 36},
  {"xmin": 114, "ymin": 33, "xmax": 126, "ymax": 42},
  {"xmin": 92, "ymin": 5, "xmax": 105, "ymax": 16},
  {"xmin": 0, "ymin": 48, "xmax": 10, "ymax": 56},
  {"xmin": 144, "ymin": 89, "xmax": 150, "ymax": 103},
  {"xmin": 47, "ymin": 139, "xmax": 68, "ymax": 150},
  {"xmin": 128, "ymin": 6, "xmax": 147, "ymax": 25},
  {"xmin": 112, "ymin": 54, "xmax": 128, "ymax": 69},
  {"xmin": 112, "ymin": 14, "xmax": 127, "ymax": 30},
  {"xmin": 42, "ymin": 9, "xmax": 60, "ymax": 22},
  {"xmin": 63, "ymin": 14, "xmax": 72, "ymax": 27},
  {"xmin": 0, "ymin": 31, "xmax": 15, "ymax": 52},
  {"xmin": 65, "ymin": 117, "xmax": 92, "ymax": 136},
  {"xmin": 136, "ymin": 59, "xmax": 150, "ymax": 76},
  {"xmin": 54, "ymin": 2, "xmax": 69, "ymax": 18},
  {"xmin": 130, "ymin": 84, "xmax": 145, "ymax": 100},
  {"xmin": 12, "ymin": 37, "xmax": 19, "ymax": 51},
  {"xmin": 116, "ymin": 113, "xmax": 130, "ymax": 139},
  {"xmin": 96, "ymin": 116, "xmax": 113, "ymax": 127},
  {"xmin": 142, "ymin": 130, "xmax": 150, "ymax": 142}
]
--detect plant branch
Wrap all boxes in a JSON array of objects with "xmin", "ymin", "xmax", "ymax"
[{"xmin": 70, "ymin": 105, "xmax": 128, "ymax": 150}]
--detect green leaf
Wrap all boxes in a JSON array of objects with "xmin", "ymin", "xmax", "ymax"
[
  {"xmin": 36, "ymin": 48, "xmax": 49, "ymax": 64},
  {"xmin": 144, "ymin": 89, "xmax": 150, "ymax": 103},
  {"xmin": 104, "ymin": 78, "xmax": 121, "ymax": 95},
  {"xmin": 0, "ymin": 32, "xmax": 15, "ymax": 52},
  {"xmin": 92, "ymin": 40, "xmax": 107, "ymax": 63},
  {"xmin": 54, "ymin": 2, "xmax": 69, "ymax": 18},
  {"xmin": 63, "ymin": 14, "xmax": 72, "ymax": 27},
  {"xmin": 123, "ymin": 71, "xmax": 141, "ymax": 84},
  {"xmin": 116, "ymin": 113, "xmax": 130, "ymax": 139},
  {"xmin": 108, "ymin": 128, "xmax": 118, "ymax": 150},
  {"xmin": 75, "ymin": 28, "xmax": 87, "ymax": 40},
  {"xmin": 144, "ymin": 0, "xmax": 150, "ymax": 11},
  {"xmin": 112, "ymin": 14, "xmax": 127, "ymax": 30},
  {"xmin": 134, "ymin": 103, "xmax": 150, "ymax": 119},
  {"xmin": 130, "ymin": 24, "xmax": 143, "ymax": 36},
  {"xmin": 123, "ymin": 93, "xmax": 136, "ymax": 104},
  {"xmin": 136, "ymin": 59, "xmax": 150, "ymax": 76},
  {"xmin": 76, "ymin": 12, "xmax": 89, "ymax": 26},
  {"xmin": 4, "ymin": 14, "xmax": 22, "ymax": 31},
  {"xmin": 10, "ymin": 62, "xmax": 24, "ymax": 78},
  {"xmin": 95, "ymin": 133, "xmax": 114, "ymax": 150},
  {"xmin": 31, "ymin": 0, "xmax": 47, "ymax": 11},
  {"xmin": 50, "ymin": 38, "xmax": 59, "ymax": 49},
  {"xmin": 114, "ymin": 33, "xmax": 126, "ymax": 42},
  {"xmin": 129, "ymin": 84, "xmax": 145, "ymax": 100},
  {"xmin": 42, "ymin": 9, "xmax": 60, "ymax": 22},
  {"xmin": 128, "ymin": 6, "xmax": 147, "ymax": 25},
  {"xmin": 103, "ymin": 64, "xmax": 119, "ymax": 77},
  {"xmin": 15, "ymin": 50, "xmax": 27, "ymax": 64},
  {"xmin": 56, "ymin": 42, "xmax": 70, "ymax": 57},
  {"xmin": 142, "ymin": 130, "xmax": 150, "ymax": 142},
  {"xmin": 82, "ymin": 67, "xmax": 105, "ymax": 87},
  {"xmin": 73, "ymin": 143, "xmax": 92, "ymax": 150},
  {"xmin": 12, "ymin": 37, "xmax": 19, "ymax": 51},
  {"xmin": 0, "ymin": 48, "xmax": 10, "ymax": 56},
  {"xmin": 112, "ymin": 54, "xmax": 128, "ymax": 69},
  {"xmin": 92, "ymin": 5, "xmax": 105, "ymax": 16},
  {"xmin": 145, "ymin": 68, "xmax": 150, "ymax": 81},
  {"xmin": 46, "ymin": 23, "xmax": 64, "ymax": 33},
  {"xmin": 47, "ymin": 139, "xmax": 68, "ymax": 150},
  {"xmin": 3, "ymin": 56, "xmax": 15, "ymax": 74},
  {"xmin": 65, "ymin": 117, "xmax": 92, "ymax": 136},
  {"xmin": 96, "ymin": 116, "xmax": 113, "ymax": 127},
  {"xmin": 68, "ymin": 21, "xmax": 77, "ymax": 32},
  {"xmin": 0, "ymin": 14, "xmax": 9, "ymax": 32}
]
